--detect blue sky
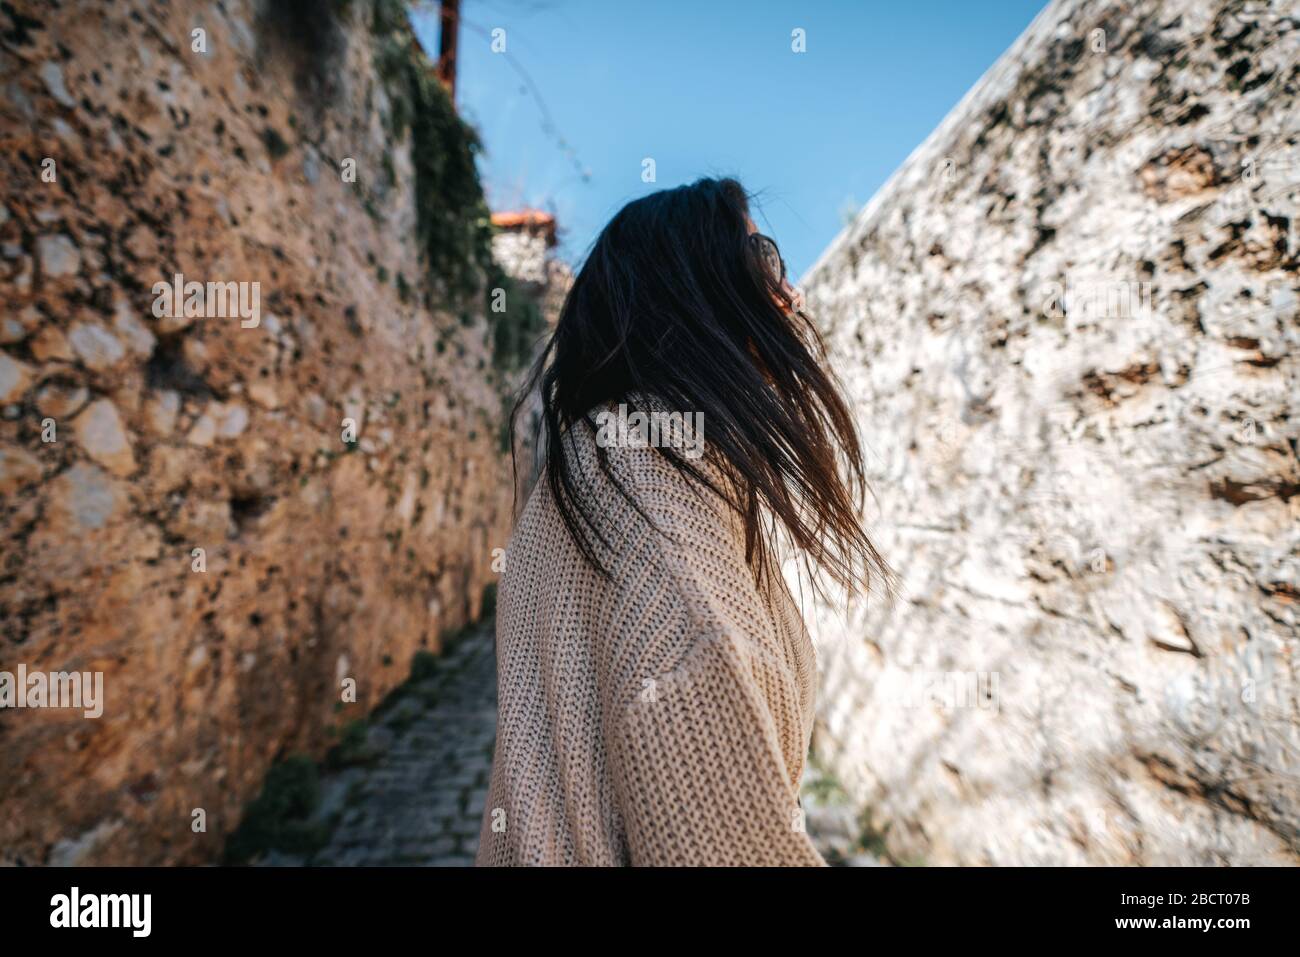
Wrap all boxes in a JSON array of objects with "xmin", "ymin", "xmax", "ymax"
[{"xmin": 413, "ymin": 0, "xmax": 1047, "ymax": 279}]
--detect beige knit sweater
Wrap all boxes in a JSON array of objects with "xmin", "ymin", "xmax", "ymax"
[{"xmin": 475, "ymin": 414, "xmax": 826, "ymax": 866}]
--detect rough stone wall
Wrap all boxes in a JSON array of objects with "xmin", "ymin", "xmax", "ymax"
[
  {"xmin": 802, "ymin": 0, "xmax": 1298, "ymax": 864},
  {"xmin": 0, "ymin": 0, "xmax": 510, "ymax": 864}
]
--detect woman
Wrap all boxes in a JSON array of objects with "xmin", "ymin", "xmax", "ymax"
[{"xmin": 476, "ymin": 177, "xmax": 889, "ymax": 866}]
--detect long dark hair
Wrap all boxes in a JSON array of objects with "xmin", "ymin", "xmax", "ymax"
[{"xmin": 512, "ymin": 177, "xmax": 890, "ymax": 598}]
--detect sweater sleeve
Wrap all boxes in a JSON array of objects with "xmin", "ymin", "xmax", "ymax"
[
  {"xmin": 598, "ymin": 443, "xmax": 826, "ymax": 866},
  {"xmin": 609, "ymin": 632, "xmax": 827, "ymax": 866}
]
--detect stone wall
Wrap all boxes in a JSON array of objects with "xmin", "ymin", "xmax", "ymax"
[
  {"xmin": 0, "ymin": 0, "xmax": 511, "ymax": 864},
  {"xmin": 802, "ymin": 0, "xmax": 1298, "ymax": 864}
]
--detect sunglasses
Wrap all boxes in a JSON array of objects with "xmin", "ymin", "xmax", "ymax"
[{"xmin": 749, "ymin": 232, "xmax": 787, "ymax": 284}]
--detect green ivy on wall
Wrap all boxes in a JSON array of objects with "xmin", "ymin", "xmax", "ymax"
[{"xmin": 367, "ymin": 0, "xmax": 541, "ymax": 372}]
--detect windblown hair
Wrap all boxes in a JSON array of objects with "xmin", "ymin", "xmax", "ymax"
[{"xmin": 512, "ymin": 177, "xmax": 891, "ymax": 598}]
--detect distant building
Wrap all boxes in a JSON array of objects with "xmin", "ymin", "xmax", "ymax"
[
  {"xmin": 490, "ymin": 208, "xmax": 558, "ymax": 289},
  {"xmin": 490, "ymin": 209, "xmax": 573, "ymax": 500}
]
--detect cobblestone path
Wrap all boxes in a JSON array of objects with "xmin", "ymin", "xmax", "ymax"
[
  {"xmin": 258, "ymin": 623, "xmax": 497, "ymax": 867},
  {"xmin": 255, "ymin": 618, "xmax": 877, "ymax": 866}
]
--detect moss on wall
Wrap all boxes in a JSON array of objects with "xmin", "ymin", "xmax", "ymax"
[{"xmin": 368, "ymin": 0, "xmax": 541, "ymax": 371}]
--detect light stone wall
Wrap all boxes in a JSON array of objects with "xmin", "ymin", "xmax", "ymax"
[{"xmin": 801, "ymin": 0, "xmax": 1298, "ymax": 865}]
